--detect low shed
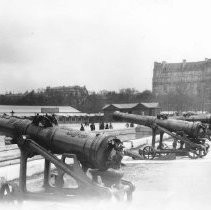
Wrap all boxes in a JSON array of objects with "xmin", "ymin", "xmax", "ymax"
[{"xmin": 103, "ymin": 103, "xmax": 161, "ymax": 121}]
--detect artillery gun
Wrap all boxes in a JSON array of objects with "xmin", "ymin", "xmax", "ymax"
[
  {"xmin": 169, "ymin": 113, "xmax": 211, "ymax": 139},
  {"xmin": 113, "ymin": 111, "xmax": 210, "ymax": 160},
  {"xmin": 174, "ymin": 114, "xmax": 211, "ymax": 135},
  {"xmin": 0, "ymin": 115, "xmax": 134, "ymax": 202}
]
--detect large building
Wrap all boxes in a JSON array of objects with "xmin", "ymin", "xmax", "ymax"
[
  {"xmin": 45, "ymin": 85, "xmax": 88, "ymax": 97},
  {"xmin": 152, "ymin": 59, "xmax": 211, "ymax": 112}
]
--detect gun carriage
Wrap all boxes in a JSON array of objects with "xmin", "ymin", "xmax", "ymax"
[
  {"xmin": 0, "ymin": 115, "xmax": 134, "ymax": 202},
  {"xmin": 113, "ymin": 111, "xmax": 210, "ymax": 160}
]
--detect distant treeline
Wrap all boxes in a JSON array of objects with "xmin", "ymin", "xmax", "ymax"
[{"xmin": 0, "ymin": 86, "xmax": 155, "ymax": 113}]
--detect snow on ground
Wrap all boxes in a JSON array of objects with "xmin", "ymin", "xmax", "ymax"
[
  {"xmin": 0, "ymin": 159, "xmax": 44, "ymax": 181},
  {"xmin": 1, "ymin": 152, "xmax": 211, "ymax": 210},
  {"xmin": 59, "ymin": 122, "xmax": 137, "ymax": 131}
]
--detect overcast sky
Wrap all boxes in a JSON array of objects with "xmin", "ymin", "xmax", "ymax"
[{"xmin": 0, "ymin": 0, "xmax": 211, "ymax": 93}]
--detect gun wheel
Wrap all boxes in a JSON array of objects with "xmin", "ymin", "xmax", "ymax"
[{"xmin": 142, "ymin": 146, "xmax": 156, "ymax": 160}]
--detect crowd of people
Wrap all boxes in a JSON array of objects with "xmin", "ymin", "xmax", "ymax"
[{"xmin": 80, "ymin": 122, "xmax": 113, "ymax": 131}]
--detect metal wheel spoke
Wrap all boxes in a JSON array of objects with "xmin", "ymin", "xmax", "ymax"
[{"xmin": 142, "ymin": 146, "xmax": 155, "ymax": 160}]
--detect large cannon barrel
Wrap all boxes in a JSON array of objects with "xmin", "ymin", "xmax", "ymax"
[
  {"xmin": 0, "ymin": 116, "xmax": 123, "ymax": 171},
  {"xmin": 175, "ymin": 114, "xmax": 211, "ymax": 124},
  {"xmin": 113, "ymin": 111, "xmax": 206, "ymax": 138}
]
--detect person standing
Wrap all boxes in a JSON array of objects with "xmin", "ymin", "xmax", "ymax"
[
  {"xmin": 11, "ymin": 110, "xmax": 14, "ymax": 117},
  {"xmin": 90, "ymin": 122, "xmax": 95, "ymax": 131},
  {"xmin": 80, "ymin": 123, "xmax": 85, "ymax": 131},
  {"xmin": 99, "ymin": 122, "xmax": 104, "ymax": 130},
  {"xmin": 109, "ymin": 122, "xmax": 113, "ymax": 129},
  {"xmin": 105, "ymin": 123, "xmax": 109, "ymax": 129}
]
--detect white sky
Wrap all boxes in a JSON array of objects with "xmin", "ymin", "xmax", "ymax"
[{"xmin": 0, "ymin": 0, "xmax": 211, "ymax": 93}]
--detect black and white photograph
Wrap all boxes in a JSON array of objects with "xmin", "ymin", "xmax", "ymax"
[{"xmin": 0, "ymin": 0, "xmax": 211, "ymax": 209}]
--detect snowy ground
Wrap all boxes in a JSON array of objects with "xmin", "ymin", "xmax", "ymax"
[
  {"xmin": 1, "ymin": 151, "xmax": 211, "ymax": 210},
  {"xmin": 59, "ymin": 122, "xmax": 137, "ymax": 131}
]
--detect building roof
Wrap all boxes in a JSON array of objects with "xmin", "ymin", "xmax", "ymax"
[
  {"xmin": 154, "ymin": 59, "xmax": 210, "ymax": 72},
  {"xmin": 1, "ymin": 112, "xmax": 104, "ymax": 118},
  {"xmin": 103, "ymin": 103, "xmax": 139, "ymax": 110},
  {"xmin": 141, "ymin": 103, "xmax": 160, "ymax": 108},
  {"xmin": 103, "ymin": 103, "xmax": 160, "ymax": 110},
  {"xmin": 0, "ymin": 105, "xmax": 80, "ymax": 113}
]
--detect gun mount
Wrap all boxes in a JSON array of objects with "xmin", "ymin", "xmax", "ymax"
[
  {"xmin": 0, "ymin": 115, "xmax": 134, "ymax": 202},
  {"xmin": 113, "ymin": 111, "xmax": 210, "ymax": 160}
]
